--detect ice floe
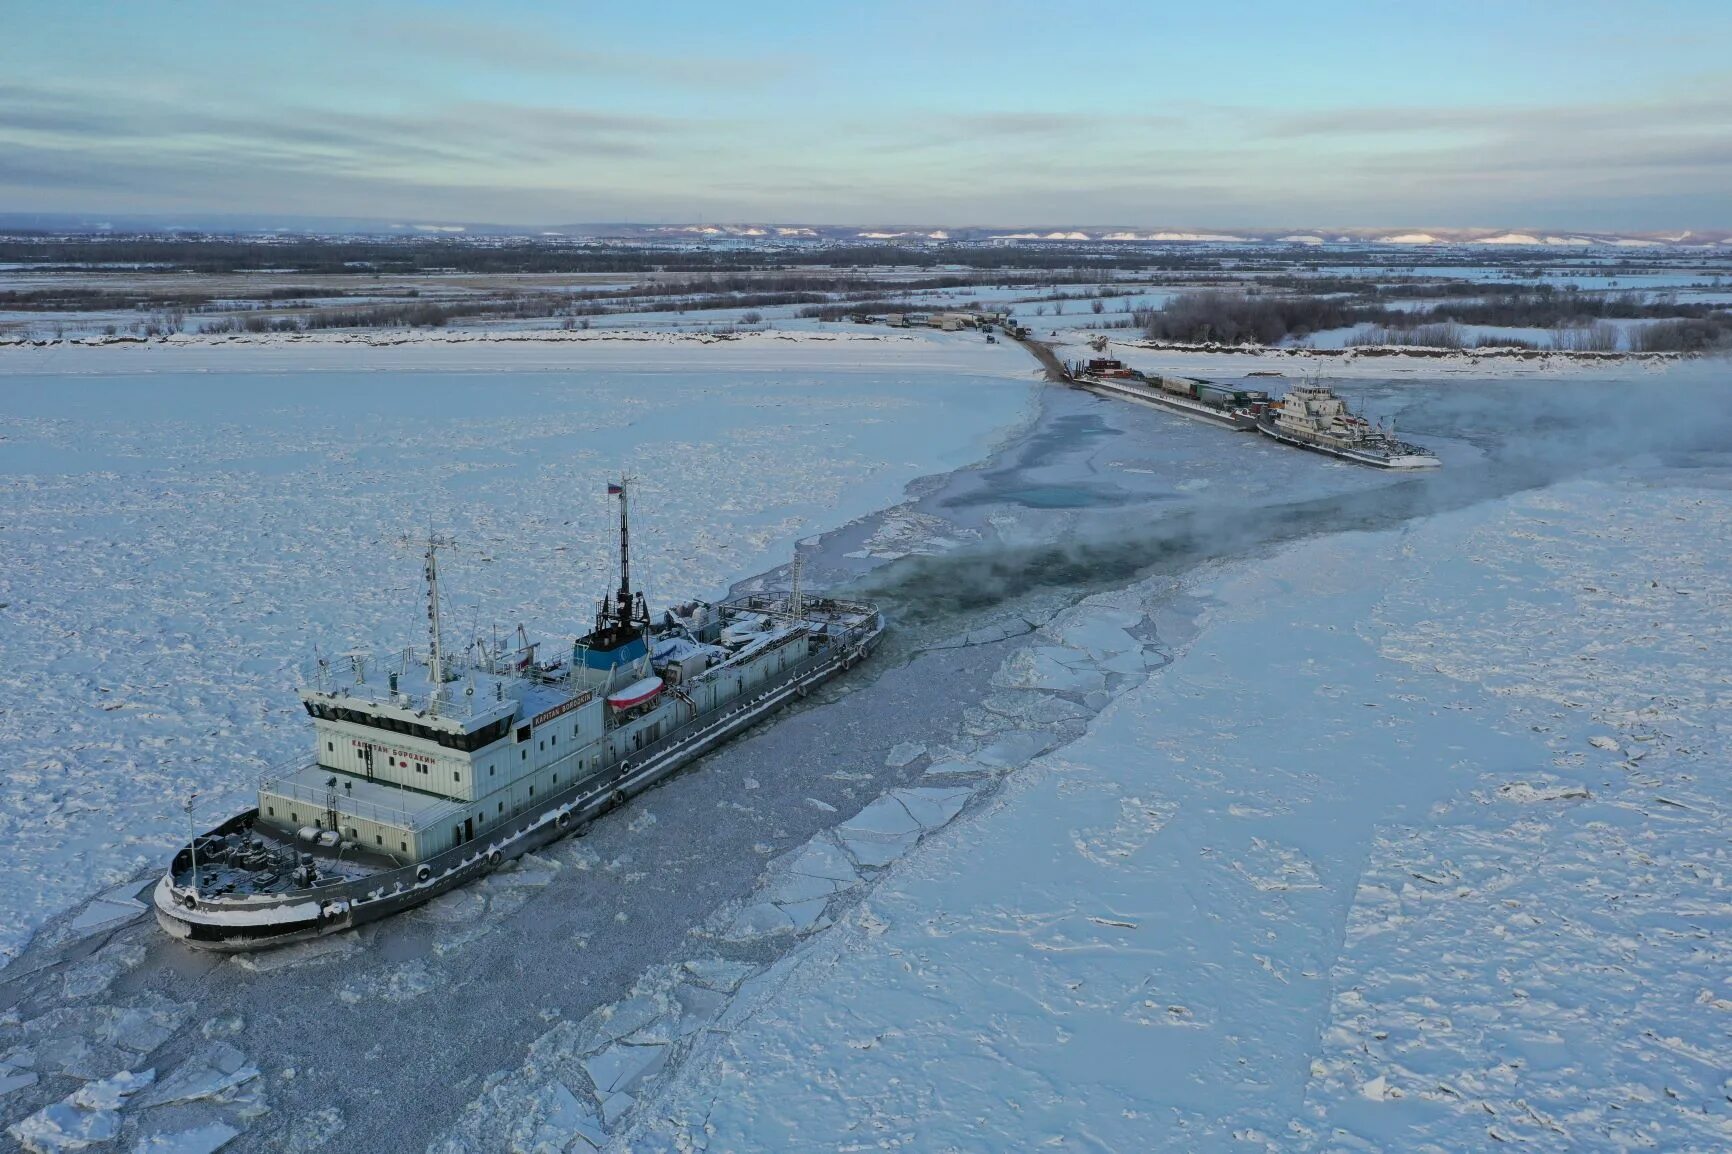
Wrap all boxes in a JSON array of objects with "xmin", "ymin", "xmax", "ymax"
[
  {"xmin": 133, "ymin": 1043, "xmax": 259, "ymax": 1110},
  {"xmin": 130, "ymin": 1122, "xmax": 239, "ymax": 1154},
  {"xmin": 8, "ymin": 1067, "xmax": 153, "ymax": 1152},
  {"xmin": 883, "ymin": 741, "xmax": 926, "ymax": 768}
]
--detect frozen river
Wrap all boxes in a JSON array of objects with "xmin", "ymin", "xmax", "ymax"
[
  {"xmin": 1, "ymin": 335, "xmax": 1728, "ymax": 1152},
  {"xmin": 0, "ymin": 333, "xmax": 1036, "ymax": 965}
]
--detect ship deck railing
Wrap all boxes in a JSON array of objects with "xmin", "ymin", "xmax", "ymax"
[
  {"xmin": 720, "ymin": 592, "xmax": 879, "ymax": 623},
  {"xmin": 190, "ymin": 617, "xmax": 883, "ymax": 912},
  {"xmin": 258, "ymin": 758, "xmax": 462, "ymax": 832},
  {"xmin": 302, "ymin": 674, "xmax": 524, "ymax": 728}
]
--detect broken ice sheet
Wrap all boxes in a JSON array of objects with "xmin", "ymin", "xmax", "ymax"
[
  {"xmin": 990, "ymin": 646, "xmax": 1107, "ymax": 694},
  {"xmin": 979, "ymin": 690, "xmax": 1091, "ymax": 726},
  {"xmin": 1047, "ymin": 605, "xmax": 1145, "ymax": 657},
  {"xmin": 719, "ymin": 901, "xmax": 801, "ymax": 941},
  {"xmin": 62, "ymin": 937, "xmax": 147, "ymax": 1001},
  {"xmin": 9, "ymin": 1067, "xmax": 154, "ymax": 1153},
  {"xmin": 600, "ymin": 1090, "xmax": 635, "ymax": 1126},
  {"xmin": 889, "ymin": 786, "xmax": 972, "ymax": 830},
  {"xmin": 680, "ymin": 958, "xmax": 756, "ymax": 993},
  {"xmin": 834, "ymin": 795, "xmax": 924, "ymax": 868},
  {"xmin": 0, "ymin": 1045, "xmax": 39, "ymax": 1097},
  {"xmin": 784, "ymin": 836, "xmax": 861, "ymax": 887},
  {"xmin": 130, "ymin": 1121, "xmax": 240, "ymax": 1154},
  {"xmin": 922, "ymin": 759, "xmax": 985, "ymax": 779},
  {"xmin": 531, "ymin": 1081, "xmax": 605, "ymax": 1152},
  {"xmin": 884, "ymin": 741, "xmax": 926, "ymax": 768},
  {"xmin": 969, "ymin": 729, "xmax": 1054, "ymax": 770},
  {"xmin": 582, "ymin": 1040, "xmax": 668, "ymax": 1097},
  {"xmin": 66, "ymin": 896, "xmax": 148, "ymax": 938},
  {"xmin": 135, "ymin": 1042, "xmax": 259, "ymax": 1108}
]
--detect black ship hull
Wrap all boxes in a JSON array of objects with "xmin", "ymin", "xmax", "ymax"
[{"xmin": 155, "ymin": 621, "xmax": 883, "ymax": 952}]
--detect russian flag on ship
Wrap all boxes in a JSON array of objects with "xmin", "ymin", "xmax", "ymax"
[{"xmin": 608, "ymin": 482, "xmax": 623, "ymax": 495}]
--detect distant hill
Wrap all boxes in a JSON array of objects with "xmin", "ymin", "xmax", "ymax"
[{"xmin": 1, "ymin": 213, "xmax": 1726, "ymax": 248}]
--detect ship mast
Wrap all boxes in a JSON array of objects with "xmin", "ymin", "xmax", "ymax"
[
  {"xmin": 423, "ymin": 533, "xmax": 456, "ymax": 714},
  {"xmin": 578, "ymin": 477, "xmax": 650, "ymax": 664},
  {"xmin": 615, "ymin": 474, "xmax": 633, "ymax": 627}
]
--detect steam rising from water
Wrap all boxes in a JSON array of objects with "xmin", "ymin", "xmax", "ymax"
[{"xmin": 863, "ymin": 363, "xmax": 1732, "ymax": 628}]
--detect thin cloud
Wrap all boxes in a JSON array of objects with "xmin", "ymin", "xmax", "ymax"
[
  {"xmin": 384, "ymin": 15, "xmax": 800, "ymax": 89},
  {"xmin": 0, "ymin": 80, "xmax": 693, "ymax": 179},
  {"xmin": 1258, "ymin": 95, "xmax": 1732, "ymax": 140}
]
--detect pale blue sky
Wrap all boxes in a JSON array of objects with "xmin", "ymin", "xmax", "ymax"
[{"xmin": 2, "ymin": 0, "xmax": 1728, "ymax": 227}]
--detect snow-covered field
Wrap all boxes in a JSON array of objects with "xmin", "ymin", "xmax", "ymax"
[
  {"xmin": 616, "ymin": 453, "xmax": 1732, "ymax": 1150},
  {"xmin": 0, "ymin": 331, "xmax": 1037, "ymax": 963}
]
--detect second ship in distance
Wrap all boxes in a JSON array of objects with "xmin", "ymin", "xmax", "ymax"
[{"xmin": 1069, "ymin": 358, "xmax": 1442, "ymax": 469}]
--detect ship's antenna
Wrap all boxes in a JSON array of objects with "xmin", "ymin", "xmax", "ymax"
[
  {"xmin": 614, "ymin": 474, "xmax": 634, "ymax": 622},
  {"xmin": 789, "ymin": 549, "xmax": 805, "ymax": 617},
  {"xmin": 423, "ymin": 532, "xmax": 457, "ymax": 715},
  {"xmin": 185, "ymin": 792, "xmax": 200, "ymax": 895}
]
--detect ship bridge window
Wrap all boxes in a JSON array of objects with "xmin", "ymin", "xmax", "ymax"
[{"xmin": 517, "ymin": 725, "xmax": 532, "ymax": 743}]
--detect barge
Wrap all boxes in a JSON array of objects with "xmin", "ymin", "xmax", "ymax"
[{"xmin": 1072, "ymin": 359, "xmax": 1267, "ymax": 431}]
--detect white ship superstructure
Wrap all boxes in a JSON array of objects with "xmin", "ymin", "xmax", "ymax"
[
  {"xmin": 155, "ymin": 480, "xmax": 883, "ymax": 951},
  {"xmin": 1257, "ymin": 381, "xmax": 1441, "ymax": 469}
]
